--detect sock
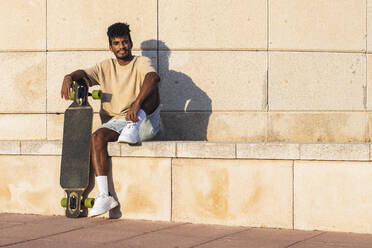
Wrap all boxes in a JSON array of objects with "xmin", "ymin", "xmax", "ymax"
[{"xmin": 96, "ymin": 176, "xmax": 108, "ymax": 196}]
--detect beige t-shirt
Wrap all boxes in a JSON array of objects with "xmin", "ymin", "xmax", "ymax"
[{"xmin": 84, "ymin": 56, "xmax": 156, "ymax": 118}]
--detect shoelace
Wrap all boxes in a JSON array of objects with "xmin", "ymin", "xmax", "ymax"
[
  {"xmin": 125, "ymin": 122, "xmax": 137, "ymax": 130},
  {"xmin": 96, "ymin": 193, "xmax": 109, "ymax": 199}
]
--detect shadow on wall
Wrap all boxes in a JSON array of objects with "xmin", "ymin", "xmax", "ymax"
[{"xmin": 141, "ymin": 40, "xmax": 212, "ymax": 141}]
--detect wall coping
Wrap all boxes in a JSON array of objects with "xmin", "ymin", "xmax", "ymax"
[{"xmin": 0, "ymin": 140, "xmax": 371, "ymax": 161}]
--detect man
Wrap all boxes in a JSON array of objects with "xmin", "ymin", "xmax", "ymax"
[{"xmin": 60, "ymin": 22, "xmax": 161, "ymax": 217}]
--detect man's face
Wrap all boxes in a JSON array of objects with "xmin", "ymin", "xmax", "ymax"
[{"xmin": 109, "ymin": 35, "xmax": 132, "ymax": 60}]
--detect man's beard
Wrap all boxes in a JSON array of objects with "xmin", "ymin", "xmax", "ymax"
[{"xmin": 116, "ymin": 50, "xmax": 132, "ymax": 60}]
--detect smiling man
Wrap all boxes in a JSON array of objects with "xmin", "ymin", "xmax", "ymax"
[{"xmin": 60, "ymin": 22, "xmax": 161, "ymax": 217}]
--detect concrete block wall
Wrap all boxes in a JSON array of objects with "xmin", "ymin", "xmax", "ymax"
[
  {"xmin": 3, "ymin": 141, "xmax": 372, "ymax": 234},
  {"xmin": 0, "ymin": 0, "xmax": 371, "ymax": 142}
]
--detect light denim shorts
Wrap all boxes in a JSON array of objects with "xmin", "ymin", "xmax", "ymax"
[{"xmin": 98, "ymin": 106, "xmax": 161, "ymax": 141}]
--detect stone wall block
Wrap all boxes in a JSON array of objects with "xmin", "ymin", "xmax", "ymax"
[
  {"xmin": 270, "ymin": 0, "xmax": 366, "ymax": 52},
  {"xmin": 269, "ymin": 52, "xmax": 366, "ymax": 111},
  {"xmin": 159, "ymin": 51, "xmax": 267, "ymax": 111},
  {"xmin": 0, "ymin": 0, "xmax": 46, "ymax": 51},
  {"xmin": 0, "ymin": 53, "xmax": 46, "ymax": 113},
  {"xmin": 47, "ymin": 0, "xmax": 157, "ymax": 50},
  {"xmin": 0, "ymin": 115, "xmax": 46, "ymax": 140},
  {"xmin": 108, "ymin": 142, "xmax": 121, "ymax": 157},
  {"xmin": 366, "ymin": 55, "xmax": 372, "ymax": 109},
  {"xmin": 0, "ymin": 156, "xmax": 64, "ymax": 216},
  {"xmin": 295, "ymin": 161, "xmax": 372, "ymax": 233},
  {"xmin": 172, "ymin": 159, "xmax": 293, "ymax": 228},
  {"xmin": 366, "ymin": 113, "xmax": 372, "ymax": 142},
  {"xmin": 366, "ymin": 0, "xmax": 372, "ymax": 52},
  {"xmin": 268, "ymin": 112, "xmax": 367, "ymax": 143},
  {"xmin": 47, "ymin": 113, "xmax": 102, "ymax": 140},
  {"xmin": 159, "ymin": 0, "xmax": 267, "ymax": 50},
  {"xmin": 158, "ymin": 112, "xmax": 267, "ymax": 142},
  {"xmin": 105, "ymin": 157, "xmax": 172, "ymax": 221}
]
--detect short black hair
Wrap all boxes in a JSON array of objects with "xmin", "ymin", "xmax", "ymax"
[{"xmin": 107, "ymin": 22, "xmax": 132, "ymax": 45}]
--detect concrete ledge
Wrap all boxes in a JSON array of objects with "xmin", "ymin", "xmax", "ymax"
[
  {"xmin": 1, "ymin": 140, "xmax": 372, "ymax": 162},
  {"xmin": 121, "ymin": 141, "xmax": 176, "ymax": 158},
  {"xmin": 0, "ymin": 141, "xmax": 20, "ymax": 154},
  {"xmin": 237, "ymin": 142, "xmax": 300, "ymax": 160},
  {"xmin": 117, "ymin": 141, "xmax": 372, "ymax": 161},
  {"xmin": 20, "ymin": 140, "xmax": 62, "ymax": 155},
  {"xmin": 300, "ymin": 143, "xmax": 370, "ymax": 161},
  {"xmin": 177, "ymin": 141, "xmax": 235, "ymax": 159}
]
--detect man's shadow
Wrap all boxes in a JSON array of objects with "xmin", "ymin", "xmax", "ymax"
[{"xmin": 141, "ymin": 40, "xmax": 212, "ymax": 140}]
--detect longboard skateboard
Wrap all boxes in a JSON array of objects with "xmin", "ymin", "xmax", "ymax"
[{"xmin": 60, "ymin": 79, "xmax": 102, "ymax": 218}]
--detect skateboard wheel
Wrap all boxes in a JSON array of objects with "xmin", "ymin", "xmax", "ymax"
[
  {"xmin": 84, "ymin": 198, "xmax": 95, "ymax": 208},
  {"xmin": 69, "ymin": 91, "xmax": 75, "ymax": 100},
  {"xmin": 92, "ymin": 90, "xmax": 102, "ymax": 100},
  {"xmin": 61, "ymin": 198, "xmax": 67, "ymax": 208}
]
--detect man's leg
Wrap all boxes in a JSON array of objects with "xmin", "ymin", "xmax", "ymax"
[
  {"xmin": 91, "ymin": 128, "xmax": 119, "ymax": 176},
  {"xmin": 141, "ymin": 88, "xmax": 160, "ymax": 115},
  {"xmin": 89, "ymin": 127, "xmax": 119, "ymax": 217}
]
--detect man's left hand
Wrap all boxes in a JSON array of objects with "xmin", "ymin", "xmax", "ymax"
[{"xmin": 126, "ymin": 103, "xmax": 140, "ymax": 122}]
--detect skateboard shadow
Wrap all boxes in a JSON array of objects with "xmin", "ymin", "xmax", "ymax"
[
  {"xmin": 81, "ymin": 164, "xmax": 95, "ymax": 217},
  {"xmin": 107, "ymin": 159, "xmax": 122, "ymax": 219},
  {"xmin": 141, "ymin": 40, "xmax": 212, "ymax": 141}
]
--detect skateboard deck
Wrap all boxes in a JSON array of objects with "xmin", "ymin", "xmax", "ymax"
[{"xmin": 60, "ymin": 80, "xmax": 100, "ymax": 218}]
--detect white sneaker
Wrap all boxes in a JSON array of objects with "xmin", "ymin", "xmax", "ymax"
[
  {"xmin": 117, "ymin": 121, "xmax": 140, "ymax": 144},
  {"xmin": 118, "ymin": 109, "xmax": 146, "ymax": 144},
  {"xmin": 89, "ymin": 193, "xmax": 118, "ymax": 217}
]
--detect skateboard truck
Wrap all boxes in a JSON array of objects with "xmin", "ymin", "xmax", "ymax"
[
  {"xmin": 61, "ymin": 191, "xmax": 94, "ymax": 216},
  {"xmin": 69, "ymin": 79, "xmax": 102, "ymax": 105}
]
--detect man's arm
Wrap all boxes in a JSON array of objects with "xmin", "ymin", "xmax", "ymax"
[
  {"xmin": 60, "ymin": 70, "xmax": 88, "ymax": 100},
  {"xmin": 126, "ymin": 72, "xmax": 160, "ymax": 122}
]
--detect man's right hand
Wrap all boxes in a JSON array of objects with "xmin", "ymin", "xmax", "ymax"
[{"xmin": 61, "ymin": 75, "xmax": 73, "ymax": 100}]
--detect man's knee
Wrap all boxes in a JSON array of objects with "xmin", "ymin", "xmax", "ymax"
[
  {"xmin": 91, "ymin": 130, "xmax": 109, "ymax": 150},
  {"xmin": 91, "ymin": 128, "xmax": 120, "ymax": 150}
]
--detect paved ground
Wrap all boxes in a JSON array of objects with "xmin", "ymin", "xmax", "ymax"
[{"xmin": 1, "ymin": 214, "xmax": 372, "ymax": 248}]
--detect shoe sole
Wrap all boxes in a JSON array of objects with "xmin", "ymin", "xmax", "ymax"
[
  {"xmin": 117, "ymin": 139, "xmax": 138, "ymax": 144},
  {"xmin": 117, "ymin": 138, "xmax": 139, "ymax": 144},
  {"xmin": 89, "ymin": 201, "xmax": 119, "ymax": 218}
]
